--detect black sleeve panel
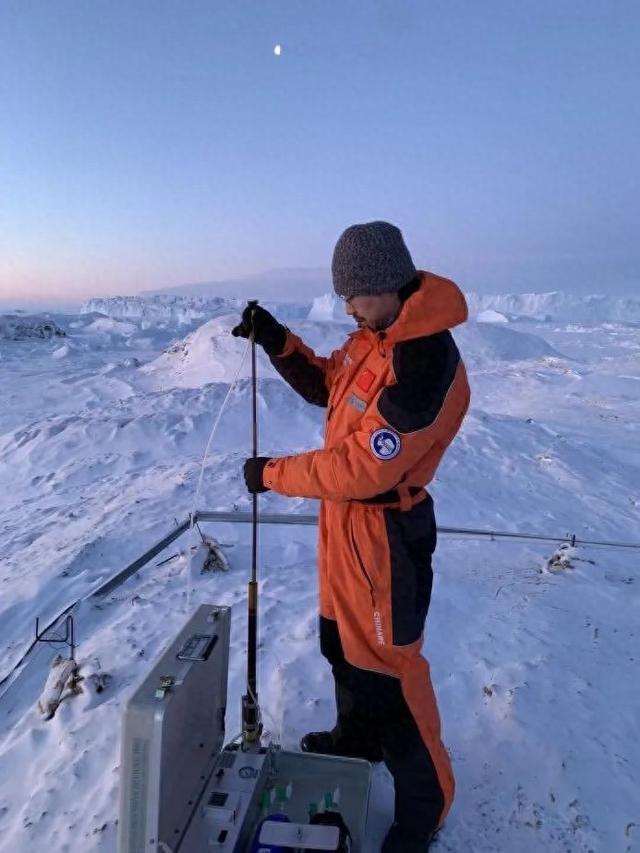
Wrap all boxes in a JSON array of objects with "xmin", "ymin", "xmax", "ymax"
[
  {"xmin": 268, "ymin": 350, "xmax": 329, "ymax": 407},
  {"xmin": 378, "ymin": 331, "xmax": 460, "ymax": 433}
]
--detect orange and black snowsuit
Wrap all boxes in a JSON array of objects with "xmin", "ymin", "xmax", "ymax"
[{"xmin": 264, "ymin": 272, "xmax": 470, "ymax": 836}]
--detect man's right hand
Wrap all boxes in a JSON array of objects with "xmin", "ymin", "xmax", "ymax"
[{"xmin": 231, "ymin": 303, "xmax": 287, "ymax": 356}]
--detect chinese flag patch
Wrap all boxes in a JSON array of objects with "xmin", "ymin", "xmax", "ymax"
[{"xmin": 357, "ymin": 369, "xmax": 376, "ymax": 392}]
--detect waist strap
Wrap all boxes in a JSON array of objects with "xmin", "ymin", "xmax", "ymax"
[{"xmin": 360, "ymin": 485, "xmax": 426, "ymax": 511}]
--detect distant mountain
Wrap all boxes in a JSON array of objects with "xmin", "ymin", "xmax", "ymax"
[
  {"xmin": 81, "ymin": 293, "xmax": 239, "ymax": 326},
  {"xmin": 464, "ymin": 291, "xmax": 640, "ymax": 324},
  {"xmin": 308, "ymin": 290, "xmax": 640, "ymax": 326},
  {"xmin": 80, "ymin": 292, "xmax": 311, "ymax": 326},
  {"xmin": 84, "ymin": 286, "xmax": 640, "ymax": 329},
  {"xmin": 143, "ymin": 267, "xmax": 331, "ymax": 302}
]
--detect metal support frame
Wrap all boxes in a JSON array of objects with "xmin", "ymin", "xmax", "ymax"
[
  {"xmin": 196, "ymin": 510, "xmax": 640, "ymax": 550},
  {"xmin": 3, "ymin": 506, "xmax": 639, "ymax": 698},
  {"xmin": 91, "ymin": 516, "xmax": 192, "ymax": 598},
  {"xmin": 85, "ymin": 510, "xmax": 640, "ymax": 606}
]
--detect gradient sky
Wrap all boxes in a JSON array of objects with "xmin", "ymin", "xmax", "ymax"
[{"xmin": 1, "ymin": 0, "xmax": 639, "ymax": 304}]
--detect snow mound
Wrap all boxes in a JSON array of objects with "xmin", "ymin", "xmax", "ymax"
[
  {"xmin": 466, "ymin": 291, "xmax": 640, "ymax": 325},
  {"xmin": 120, "ymin": 357, "xmax": 142, "ymax": 369},
  {"xmin": 140, "ymin": 315, "xmax": 278, "ymax": 388},
  {"xmin": 477, "ymin": 309, "xmax": 508, "ymax": 324},
  {"xmin": 454, "ymin": 322, "xmax": 562, "ymax": 364},
  {"xmin": 0, "ymin": 315, "xmax": 66, "ymax": 340},
  {"xmin": 87, "ymin": 316, "xmax": 138, "ymax": 336},
  {"xmin": 51, "ymin": 344, "xmax": 72, "ymax": 359}
]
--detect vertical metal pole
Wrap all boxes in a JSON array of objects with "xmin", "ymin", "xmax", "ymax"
[{"xmin": 243, "ymin": 300, "xmax": 261, "ymax": 745}]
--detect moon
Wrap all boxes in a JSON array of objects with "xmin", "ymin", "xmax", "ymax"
[{"xmin": 274, "ymin": 44, "xmax": 282, "ymax": 56}]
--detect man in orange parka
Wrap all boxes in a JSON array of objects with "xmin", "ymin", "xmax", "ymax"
[{"xmin": 234, "ymin": 222, "xmax": 470, "ymax": 852}]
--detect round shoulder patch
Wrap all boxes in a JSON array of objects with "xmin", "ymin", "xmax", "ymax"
[{"xmin": 370, "ymin": 428, "xmax": 401, "ymax": 461}]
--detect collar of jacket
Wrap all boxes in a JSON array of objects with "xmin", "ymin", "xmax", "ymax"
[{"xmin": 349, "ymin": 271, "xmax": 468, "ymax": 347}]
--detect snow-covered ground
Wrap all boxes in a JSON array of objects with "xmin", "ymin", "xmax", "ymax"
[{"xmin": 0, "ymin": 294, "xmax": 638, "ymax": 852}]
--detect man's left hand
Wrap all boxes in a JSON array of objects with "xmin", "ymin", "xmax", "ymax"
[{"xmin": 243, "ymin": 457, "xmax": 271, "ymax": 494}]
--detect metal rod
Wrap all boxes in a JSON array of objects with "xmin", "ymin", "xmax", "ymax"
[
  {"xmin": 198, "ymin": 510, "xmax": 319, "ymax": 526},
  {"xmin": 33, "ymin": 612, "xmax": 76, "ymax": 662},
  {"xmin": 243, "ymin": 300, "xmax": 260, "ymax": 745},
  {"xmin": 195, "ymin": 510, "xmax": 640, "ymax": 550},
  {"xmin": 91, "ymin": 517, "xmax": 192, "ymax": 598},
  {"xmin": 68, "ymin": 613, "xmax": 76, "ymax": 662}
]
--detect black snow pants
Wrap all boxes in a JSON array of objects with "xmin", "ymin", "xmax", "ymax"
[{"xmin": 319, "ymin": 497, "xmax": 449, "ymax": 840}]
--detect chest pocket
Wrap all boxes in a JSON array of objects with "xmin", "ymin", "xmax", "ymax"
[
  {"xmin": 326, "ymin": 340, "xmax": 391, "ymax": 435},
  {"xmin": 344, "ymin": 356, "xmax": 391, "ymax": 426}
]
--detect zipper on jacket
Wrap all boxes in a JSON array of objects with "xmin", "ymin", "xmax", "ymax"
[
  {"xmin": 350, "ymin": 520, "xmax": 385, "ymax": 646},
  {"xmin": 377, "ymin": 330, "xmax": 387, "ymax": 357}
]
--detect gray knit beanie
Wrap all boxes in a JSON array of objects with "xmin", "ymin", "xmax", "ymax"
[{"xmin": 331, "ymin": 221, "xmax": 417, "ymax": 299}]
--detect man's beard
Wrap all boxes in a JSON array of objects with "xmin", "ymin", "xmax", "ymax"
[
  {"xmin": 374, "ymin": 311, "xmax": 400, "ymax": 331},
  {"xmin": 353, "ymin": 311, "xmax": 399, "ymax": 332}
]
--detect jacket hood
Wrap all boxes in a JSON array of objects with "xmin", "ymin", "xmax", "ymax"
[{"xmin": 383, "ymin": 271, "xmax": 468, "ymax": 344}]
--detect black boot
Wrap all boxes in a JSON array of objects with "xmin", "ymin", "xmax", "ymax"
[
  {"xmin": 382, "ymin": 823, "xmax": 435, "ymax": 852},
  {"xmin": 300, "ymin": 728, "xmax": 383, "ymax": 763}
]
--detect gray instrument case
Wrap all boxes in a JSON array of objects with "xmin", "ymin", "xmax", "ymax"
[{"xmin": 118, "ymin": 604, "xmax": 371, "ymax": 853}]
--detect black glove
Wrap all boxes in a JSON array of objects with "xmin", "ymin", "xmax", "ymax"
[
  {"xmin": 231, "ymin": 303, "xmax": 287, "ymax": 356},
  {"xmin": 243, "ymin": 457, "xmax": 271, "ymax": 494}
]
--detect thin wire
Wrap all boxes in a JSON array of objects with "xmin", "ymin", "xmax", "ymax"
[{"xmin": 186, "ymin": 338, "xmax": 251, "ymax": 613}]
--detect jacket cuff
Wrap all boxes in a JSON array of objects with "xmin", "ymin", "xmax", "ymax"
[{"xmin": 273, "ymin": 329, "xmax": 296, "ymax": 359}]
